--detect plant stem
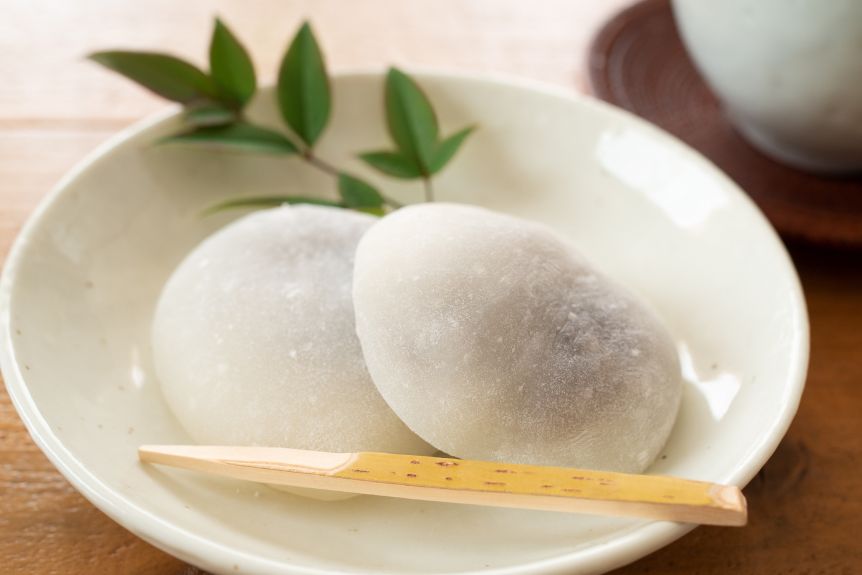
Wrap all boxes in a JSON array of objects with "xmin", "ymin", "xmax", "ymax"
[
  {"xmin": 227, "ymin": 121, "xmax": 405, "ymax": 211},
  {"xmin": 303, "ymin": 151, "xmax": 340, "ymax": 177},
  {"xmin": 423, "ymin": 177, "xmax": 434, "ymax": 202},
  {"xmin": 303, "ymin": 150, "xmax": 404, "ymax": 209}
]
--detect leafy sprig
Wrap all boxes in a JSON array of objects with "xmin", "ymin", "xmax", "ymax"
[
  {"xmin": 89, "ymin": 18, "xmax": 474, "ymax": 215},
  {"xmin": 209, "ymin": 18, "xmax": 256, "ymax": 109},
  {"xmin": 362, "ymin": 69, "xmax": 474, "ymax": 201},
  {"xmin": 278, "ymin": 23, "xmax": 330, "ymax": 148}
]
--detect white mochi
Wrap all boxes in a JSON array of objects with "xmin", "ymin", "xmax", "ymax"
[
  {"xmin": 152, "ymin": 205, "xmax": 432, "ymax": 458},
  {"xmin": 353, "ymin": 203, "xmax": 682, "ymax": 473}
]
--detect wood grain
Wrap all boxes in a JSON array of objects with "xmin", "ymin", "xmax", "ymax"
[{"xmin": 1, "ymin": 0, "xmax": 860, "ymax": 573}]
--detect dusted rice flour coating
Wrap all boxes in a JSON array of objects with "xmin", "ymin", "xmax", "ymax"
[
  {"xmin": 353, "ymin": 203, "xmax": 682, "ymax": 473},
  {"xmin": 152, "ymin": 205, "xmax": 432, "ymax": 456}
]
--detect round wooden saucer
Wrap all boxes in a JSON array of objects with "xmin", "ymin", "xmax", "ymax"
[{"xmin": 588, "ymin": 0, "xmax": 862, "ymax": 247}]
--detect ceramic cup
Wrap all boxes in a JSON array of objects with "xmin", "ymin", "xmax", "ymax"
[{"xmin": 672, "ymin": 0, "xmax": 862, "ymax": 173}]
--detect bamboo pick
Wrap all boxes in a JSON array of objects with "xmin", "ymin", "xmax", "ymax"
[{"xmin": 139, "ymin": 445, "xmax": 746, "ymax": 526}]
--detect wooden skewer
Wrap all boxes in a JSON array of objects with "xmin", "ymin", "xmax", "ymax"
[{"xmin": 139, "ymin": 445, "xmax": 747, "ymax": 526}]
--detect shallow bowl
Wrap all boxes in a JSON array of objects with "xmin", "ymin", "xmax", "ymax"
[{"xmin": 0, "ymin": 72, "xmax": 808, "ymax": 574}]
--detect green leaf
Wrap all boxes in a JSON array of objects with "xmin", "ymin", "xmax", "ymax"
[
  {"xmin": 337, "ymin": 173, "xmax": 385, "ymax": 208},
  {"xmin": 355, "ymin": 205, "xmax": 386, "ymax": 216},
  {"xmin": 385, "ymin": 68, "xmax": 439, "ymax": 174},
  {"xmin": 160, "ymin": 122, "xmax": 299, "ymax": 154},
  {"xmin": 277, "ymin": 22, "xmax": 331, "ymax": 147},
  {"xmin": 203, "ymin": 195, "xmax": 342, "ymax": 215},
  {"xmin": 428, "ymin": 126, "xmax": 475, "ymax": 174},
  {"xmin": 209, "ymin": 18, "xmax": 256, "ymax": 108},
  {"xmin": 358, "ymin": 150, "xmax": 423, "ymax": 179},
  {"xmin": 88, "ymin": 51, "xmax": 215, "ymax": 104},
  {"xmin": 184, "ymin": 103, "xmax": 237, "ymax": 127}
]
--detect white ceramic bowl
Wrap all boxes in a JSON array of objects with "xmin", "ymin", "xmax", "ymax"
[
  {"xmin": 672, "ymin": 0, "xmax": 862, "ymax": 173},
  {"xmin": 0, "ymin": 72, "xmax": 808, "ymax": 575}
]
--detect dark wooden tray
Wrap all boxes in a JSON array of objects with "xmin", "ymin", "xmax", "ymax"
[{"xmin": 588, "ymin": 0, "xmax": 862, "ymax": 247}]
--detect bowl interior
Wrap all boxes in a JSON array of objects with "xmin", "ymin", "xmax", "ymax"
[{"xmin": 0, "ymin": 74, "xmax": 807, "ymax": 575}]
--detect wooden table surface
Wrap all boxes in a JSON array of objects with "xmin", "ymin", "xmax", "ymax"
[{"xmin": 1, "ymin": 1, "xmax": 860, "ymax": 573}]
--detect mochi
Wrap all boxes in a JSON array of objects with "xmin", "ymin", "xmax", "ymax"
[
  {"xmin": 353, "ymin": 203, "xmax": 682, "ymax": 473},
  {"xmin": 152, "ymin": 205, "xmax": 432, "ymax": 457}
]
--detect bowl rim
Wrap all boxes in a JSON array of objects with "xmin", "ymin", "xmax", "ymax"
[{"xmin": 0, "ymin": 69, "xmax": 809, "ymax": 575}]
